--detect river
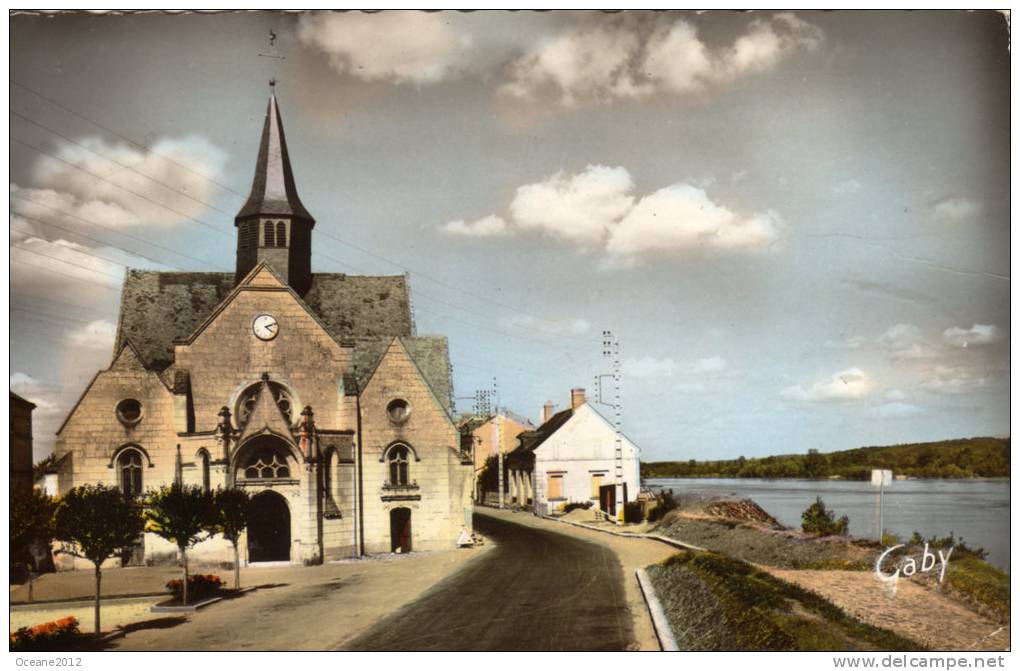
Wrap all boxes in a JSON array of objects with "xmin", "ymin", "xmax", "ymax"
[{"xmin": 644, "ymin": 477, "xmax": 1010, "ymax": 570}]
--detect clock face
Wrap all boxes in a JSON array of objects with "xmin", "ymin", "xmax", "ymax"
[{"xmin": 252, "ymin": 314, "xmax": 279, "ymax": 341}]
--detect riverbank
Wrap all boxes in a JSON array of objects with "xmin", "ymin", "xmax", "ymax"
[{"xmin": 643, "ymin": 500, "xmax": 1009, "ymax": 651}]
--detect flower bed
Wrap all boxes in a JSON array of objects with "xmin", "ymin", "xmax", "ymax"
[
  {"xmin": 10, "ymin": 616, "xmax": 82, "ymax": 651},
  {"xmin": 165, "ymin": 574, "xmax": 223, "ymax": 602}
]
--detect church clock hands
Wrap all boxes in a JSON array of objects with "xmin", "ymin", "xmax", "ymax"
[{"xmin": 252, "ymin": 314, "xmax": 279, "ymax": 341}]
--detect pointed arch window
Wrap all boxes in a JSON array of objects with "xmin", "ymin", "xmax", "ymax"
[
  {"xmin": 243, "ymin": 447, "xmax": 291, "ymax": 480},
  {"xmin": 118, "ymin": 448, "xmax": 144, "ymax": 498},
  {"xmin": 264, "ymin": 221, "xmax": 275, "ymax": 247},
  {"xmin": 276, "ymin": 221, "xmax": 287, "ymax": 247},
  {"xmin": 387, "ymin": 445, "xmax": 410, "ymax": 486},
  {"xmin": 200, "ymin": 451, "xmax": 211, "ymax": 493}
]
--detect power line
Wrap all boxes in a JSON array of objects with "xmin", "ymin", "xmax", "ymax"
[
  {"xmin": 11, "ymin": 109, "xmax": 239, "ymax": 220},
  {"xmin": 11, "ymin": 78, "xmax": 243, "ymax": 198},
  {"xmin": 11, "ymin": 136, "xmax": 234, "ymax": 240},
  {"xmin": 11, "ymin": 257, "xmax": 121, "ymax": 291},
  {"xmin": 10, "ymin": 191, "xmax": 212, "ymax": 268},
  {"xmin": 11, "ymin": 242, "xmax": 126, "ymax": 280}
]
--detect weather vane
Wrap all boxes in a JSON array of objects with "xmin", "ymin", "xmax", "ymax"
[{"xmin": 258, "ymin": 28, "xmax": 285, "ymax": 60}]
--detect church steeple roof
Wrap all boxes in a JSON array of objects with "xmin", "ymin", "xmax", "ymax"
[{"xmin": 236, "ymin": 85, "xmax": 314, "ymax": 224}]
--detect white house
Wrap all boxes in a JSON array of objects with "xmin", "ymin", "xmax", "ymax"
[{"xmin": 506, "ymin": 389, "xmax": 641, "ymax": 517}]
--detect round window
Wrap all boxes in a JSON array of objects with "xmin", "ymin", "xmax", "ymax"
[
  {"xmin": 386, "ymin": 399, "xmax": 410, "ymax": 424},
  {"xmin": 116, "ymin": 399, "xmax": 143, "ymax": 426}
]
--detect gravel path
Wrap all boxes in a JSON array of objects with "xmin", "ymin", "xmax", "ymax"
[{"xmin": 765, "ymin": 568, "xmax": 1009, "ymax": 652}]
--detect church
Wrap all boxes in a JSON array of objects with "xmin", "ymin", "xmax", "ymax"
[{"xmin": 50, "ymin": 87, "xmax": 475, "ymax": 568}]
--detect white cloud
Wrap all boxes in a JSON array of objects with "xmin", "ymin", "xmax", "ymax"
[
  {"xmin": 876, "ymin": 323, "xmax": 937, "ymax": 359},
  {"xmin": 19, "ymin": 136, "xmax": 227, "ymax": 230},
  {"xmin": 624, "ymin": 356, "xmax": 681, "ymax": 379},
  {"xmin": 510, "ymin": 165, "xmax": 634, "ymax": 244},
  {"xmin": 500, "ymin": 314, "xmax": 590, "ymax": 336},
  {"xmin": 297, "ymin": 11, "xmax": 473, "ymax": 85},
  {"xmin": 451, "ymin": 165, "xmax": 781, "ymax": 262},
  {"xmin": 502, "ymin": 13, "xmax": 822, "ymax": 106},
  {"xmin": 884, "ymin": 388, "xmax": 908, "ymax": 401},
  {"xmin": 868, "ymin": 402, "xmax": 924, "ymax": 418},
  {"xmin": 932, "ymin": 196, "xmax": 981, "ymax": 221},
  {"xmin": 832, "ymin": 179, "xmax": 862, "ymax": 195},
  {"xmin": 943, "ymin": 324, "xmax": 1002, "ymax": 348},
  {"xmin": 440, "ymin": 215, "xmax": 509, "ymax": 237},
  {"xmin": 606, "ymin": 183, "xmax": 781, "ymax": 258},
  {"xmin": 67, "ymin": 319, "xmax": 118, "ymax": 351},
  {"xmin": 825, "ymin": 335, "xmax": 866, "ymax": 349},
  {"xmin": 694, "ymin": 356, "xmax": 727, "ymax": 373},
  {"xmin": 781, "ymin": 367, "xmax": 871, "ymax": 402},
  {"xmin": 922, "ymin": 365, "xmax": 987, "ymax": 395}
]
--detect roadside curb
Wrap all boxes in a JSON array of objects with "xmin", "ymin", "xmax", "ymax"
[
  {"xmin": 150, "ymin": 595, "xmax": 222, "ymax": 613},
  {"xmin": 549, "ymin": 515, "xmax": 707, "ymax": 552},
  {"xmin": 10, "ymin": 593, "xmax": 165, "ymax": 610},
  {"xmin": 635, "ymin": 568, "xmax": 679, "ymax": 651}
]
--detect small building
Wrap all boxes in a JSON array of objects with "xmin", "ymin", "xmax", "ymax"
[
  {"xmin": 10, "ymin": 392, "xmax": 36, "ymax": 496},
  {"xmin": 506, "ymin": 388, "xmax": 641, "ymax": 517},
  {"xmin": 458, "ymin": 410, "xmax": 534, "ymax": 503}
]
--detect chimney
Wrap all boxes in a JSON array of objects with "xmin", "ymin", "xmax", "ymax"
[
  {"xmin": 541, "ymin": 401, "xmax": 555, "ymax": 424},
  {"xmin": 570, "ymin": 388, "xmax": 586, "ymax": 410}
]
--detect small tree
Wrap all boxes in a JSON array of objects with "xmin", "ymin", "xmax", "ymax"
[
  {"xmin": 53, "ymin": 484, "xmax": 145, "ymax": 635},
  {"xmin": 801, "ymin": 496, "xmax": 849, "ymax": 536},
  {"xmin": 10, "ymin": 489, "xmax": 56, "ymax": 601},
  {"xmin": 211, "ymin": 488, "xmax": 251, "ymax": 590},
  {"xmin": 144, "ymin": 483, "xmax": 215, "ymax": 605}
]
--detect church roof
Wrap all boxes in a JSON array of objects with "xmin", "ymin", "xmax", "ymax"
[
  {"xmin": 115, "ymin": 270, "xmax": 414, "ymax": 371},
  {"xmin": 113, "ymin": 269, "xmax": 452, "ymax": 411},
  {"xmin": 235, "ymin": 92, "xmax": 314, "ymax": 223}
]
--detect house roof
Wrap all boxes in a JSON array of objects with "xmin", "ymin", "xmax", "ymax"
[
  {"xmin": 10, "ymin": 391, "xmax": 36, "ymax": 410},
  {"xmin": 515, "ymin": 406, "xmax": 576, "ymax": 453},
  {"xmin": 235, "ymin": 92, "xmax": 314, "ymax": 223}
]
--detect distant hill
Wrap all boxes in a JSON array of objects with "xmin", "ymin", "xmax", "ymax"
[{"xmin": 642, "ymin": 437, "xmax": 1010, "ymax": 480}]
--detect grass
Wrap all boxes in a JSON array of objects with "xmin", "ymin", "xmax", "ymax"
[
  {"xmin": 943, "ymin": 554, "xmax": 1010, "ymax": 623},
  {"xmin": 647, "ymin": 551, "xmax": 923, "ymax": 651}
]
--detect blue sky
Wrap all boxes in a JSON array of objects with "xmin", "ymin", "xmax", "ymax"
[{"xmin": 9, "ymin": 10, "xmax": 1010, "ymax": 462}]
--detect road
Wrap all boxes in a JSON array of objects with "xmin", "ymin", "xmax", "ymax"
[{"xmin": 341, "ymin": 511, "xmax": 635, "ymax": 651}]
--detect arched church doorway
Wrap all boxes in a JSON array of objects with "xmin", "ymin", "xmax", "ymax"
[
  {"xmin": 390, "ymin": 507, "xmax": 412, "ymax": 553},
  {"xmin": 248, "ymin": 490, "xmax": 291, "ymax": 562}
]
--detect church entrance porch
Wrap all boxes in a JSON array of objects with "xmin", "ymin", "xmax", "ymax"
[
  {"xmin": 390, "ymin": 508, "xmax": 412, "ymax": 553},
  {"xmin": 248, "ymin": 490, "xmax": 291, "ymax": 563}
]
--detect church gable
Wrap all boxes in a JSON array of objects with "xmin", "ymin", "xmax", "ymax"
[{"xmin": 237, "ymin": 380, "xmax": 296, "ymax": 442}]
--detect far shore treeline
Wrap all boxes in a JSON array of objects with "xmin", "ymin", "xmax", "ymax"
[{"xmin": 642, "ymin": 437, "xmax": 1010, "ymax": 480}]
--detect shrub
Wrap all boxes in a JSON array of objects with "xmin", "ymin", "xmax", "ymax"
[
  {"xmin": 165, "ymin": 574, "xmax": 223, "ymax": 602},
  {"xmin": 9, "ymin": 616, "xmax": 81, "ymax": 651},
  {"xmin": 623, "ymin": 500, "xmax": 645, "ymax": 523},
  {"xmin": 562, "ymin": 501, "xmax": 594, "ymax": 513},
  {"xmin": 647, "ymin": 491, "xmax": 678, "ymax": 523},
  {"xmin": 801, "ymin": 497, "xmax": 849, "ymax": 536}
]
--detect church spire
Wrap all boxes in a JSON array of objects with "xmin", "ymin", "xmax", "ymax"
[
  {"xmin": 236, "ymin": 84, "xmax": 314, "ymax": 222},
  {"xmin": 235, "ymin": 83, "xmax": 315, "ymax": 296}
]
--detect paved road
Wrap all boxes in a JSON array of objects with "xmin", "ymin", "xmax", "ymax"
[{"xmin": 342, "ymin": 511, "xmax": 635, "ymax": 651}]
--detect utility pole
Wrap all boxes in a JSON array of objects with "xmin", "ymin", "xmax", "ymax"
[
  {"xmin": 494, "ymin": 377, "xmax": 503, "ymax": 510},
  {"xmin": 602, "ymin": 330, "xmax": 624, "ymax": 525}
]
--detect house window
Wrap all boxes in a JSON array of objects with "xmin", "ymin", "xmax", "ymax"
[
  {"xmin": 591, "ymin": 473, "xmax": 605, "ymax": 499},
  {"xmin": 547, "ymin": 474, "xmax": 563, "ymax": 500},
  {"xmin": 276, "ymin": 221, "xmax": 287, "ymax": 247},
  {"xmin": 264, "ymin": 221, "xmax": 275, "ymax": 247},
  {"xmin": 118, "ymin": 448, "xmax": 144, "ymax": 497},
  {"xmin": 387, "ymin": 445, "xmax": 410, "ymax": 486}
]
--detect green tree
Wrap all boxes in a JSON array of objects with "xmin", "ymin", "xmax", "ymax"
[
  {"xmin": 211, "ymin": 488, "xmax": 251, "ymax": 590},
  {"xmin": 53, "ymin": 484, "xmax": 145, "ymax": 635},
  {"xmin": 477, "ymin": 455, "xmax": 508, "ymax": 496},
  {"xmin": 804, "ymin": 449, "xmax": 827, "ymax": 478},
  {"xmin": 144, "ymin": 483, "xmax": 215, "ymax": 605},
  {"xmin": 801, "ymin": 496, "xmax": 849, "ymax": 536},
  {"xmin": 10, "ymin": 489, "xmax": 56, "ymax": 602}
]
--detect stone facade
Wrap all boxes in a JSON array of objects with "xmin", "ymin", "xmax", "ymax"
[
  {"xmin": 10, "ymin": 392, "xmax": 36, "ymax": 495},
  {"xmin": 50, "ymin": 90, "xmax": 473, "ymax": 569}
]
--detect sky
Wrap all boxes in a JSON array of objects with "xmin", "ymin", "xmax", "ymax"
[{"xmin": 9, "ymin": 10, "xmax": 1011, "ymax": 463}]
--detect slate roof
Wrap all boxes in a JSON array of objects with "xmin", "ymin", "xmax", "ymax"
[
  {"xmin": 516, "ymin": 407, "xmax": 575, "ymax": 452},
  {"xmin": 235, "ymin": 93, "xmax": 314, "ymax": 222},
  {"xmin": 114, "ymin": 269, "xmax": 451, "ymax": 411}
]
